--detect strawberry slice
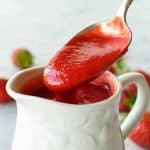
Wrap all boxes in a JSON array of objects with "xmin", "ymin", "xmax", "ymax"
[
  {"xmin": 129, "ymin": 112, "xmax": 150, "ymax": 149},
  {"xmin": 12, "ymin": 48, "xmax": 33, "ymax": 69},
  {"xmin": 0, "ymin": 78, "xmax": 13, "ymax": 103},
  {"xmin": 44, "ymin": 17, "xmax": 131, "ymax": 91}
]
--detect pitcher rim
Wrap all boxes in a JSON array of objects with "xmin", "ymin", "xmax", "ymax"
[{"xmin": 6, "ymin": 66, "xmax": 122, "ymax": 108}]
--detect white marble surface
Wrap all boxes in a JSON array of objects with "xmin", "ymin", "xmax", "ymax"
[{"xmin": 0, "ymin": 0, "xmax": 150, "ymax": 150}]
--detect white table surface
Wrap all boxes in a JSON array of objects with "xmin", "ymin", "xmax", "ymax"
[{"xmin": 0, "ymin": 0, "xmax": 150, "ymax": 150}]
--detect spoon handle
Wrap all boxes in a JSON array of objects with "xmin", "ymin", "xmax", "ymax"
[{"xmin": 117, "ymin": 0, "xmax": 134, "ymax": 21}]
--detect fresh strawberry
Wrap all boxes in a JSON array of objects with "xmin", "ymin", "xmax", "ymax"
[
  {"xmin": 109, "ymin": 57, "xmax": 130, "ymax": 75},
  {"xmin": 119, "ymin": 89, "xmax": 136, "ymax": 113},
  {"xmin": 127, "ymin": 83, "xmax": 137, "ymax": 93},
  {"xmin": 12, "ymin": 48, "xmax": 33, "ymax": 69},
  {"xmin": 0, "ymin": 78, "xmax": 13, "ymax": 103},
  {"xmin": 129, "ymin": 112, "xmax": 150, "ymax": 149},
  {"xmin": 119, "ymin": 90, "xmax": 131, "ymax": 112}
]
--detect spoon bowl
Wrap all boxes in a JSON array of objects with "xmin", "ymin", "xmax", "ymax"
[{"xmin": 44, "ymin": 0, "xmax": 134, "ymax": 91}]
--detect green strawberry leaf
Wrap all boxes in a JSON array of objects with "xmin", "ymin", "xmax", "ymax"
[
  {"xmin": 113, "ymin": 57, "xmax": 130, "ymax": 75},
  {"xmin": 123, "ymin": 93, "xmax": 137, "ymax": 108}
]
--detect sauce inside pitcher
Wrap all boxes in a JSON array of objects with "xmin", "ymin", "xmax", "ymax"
[
  {"xmin": 20, "ymin": 72, "xmax": 116, "ymax": 104},
  {"xmin": 20, "ymin": 17, "xmax": 129, "ymax": 105}
]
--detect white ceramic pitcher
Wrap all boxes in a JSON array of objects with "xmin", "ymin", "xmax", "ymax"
[{"xmin": 6, "ymin": 66, "xmax": 149, "ymax": 150}]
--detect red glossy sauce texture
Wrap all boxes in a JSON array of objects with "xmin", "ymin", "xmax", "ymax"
[
  {"xmin": 20, "ymin": 72, "xmax": 115, "ymax": 104},
  {"xmin": 19, "ymin": 75, "xmax": 54, "ymax": 99},
  {"xmin": 44, "ymin": 16, "xmax": 131, "ymax": 91}
]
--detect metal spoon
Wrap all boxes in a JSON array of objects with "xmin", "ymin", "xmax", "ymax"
[{"xmin": 44, "ymin": 0, "xmax": 134, "ymax": 91}]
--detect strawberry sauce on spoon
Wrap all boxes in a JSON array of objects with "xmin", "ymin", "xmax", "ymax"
[{"xmin": 44, "ymin": 0, "xmax": 133, "ymax": 91}]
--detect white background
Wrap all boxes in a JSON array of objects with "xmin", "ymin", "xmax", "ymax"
[{"xmin": 0, "ymin": 0, "xmax": 150, "ymax": 149}]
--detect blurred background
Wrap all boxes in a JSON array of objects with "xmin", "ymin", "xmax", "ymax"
[{"xmin": 0, "ymin": 0, "xmax": 150, "ymax": 150}]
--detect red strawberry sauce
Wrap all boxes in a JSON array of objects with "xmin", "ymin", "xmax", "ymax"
[
  {"xmin": 44, "ymin": 16, "xmax": 131, "ymax": 91},
  {"xmin": 21, "ymin": 17, "xmax": 130, "ymax": 104},
  {"xmin": 20, "ymin": 72, "xmax": 116, "ymax": 104}
]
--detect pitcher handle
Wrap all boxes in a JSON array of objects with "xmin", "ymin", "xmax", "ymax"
[{"xmin": 118, "ymin": 72, "xmax": 149, "ymax": 139}]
